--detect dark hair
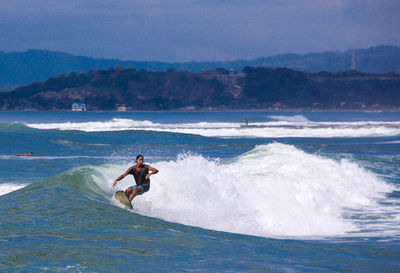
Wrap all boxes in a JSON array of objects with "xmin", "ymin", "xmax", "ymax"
[{"xmin": 136, "ymin": 154, "xmax": 144, "ymax": 161}]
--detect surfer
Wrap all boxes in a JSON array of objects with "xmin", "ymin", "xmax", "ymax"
[
  {"xmin": 15, "ymin": 152, "xmax": 45, "ymax": 156},
  {"xmin": 113, "ymin": 155, "xmax": 159, "ymax": 201}
]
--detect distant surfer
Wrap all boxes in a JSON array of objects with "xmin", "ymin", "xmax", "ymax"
[
  {"xmin": 15, "ymin": 152, "xmax": 45, "ymax": 156},
  {"xmin": 113, "ymin": 155, "xmax": 159, "ymax": 202}
]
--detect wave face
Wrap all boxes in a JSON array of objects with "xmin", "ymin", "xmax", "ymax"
[
  {"xmin": 25, "ymin": 118, "xmax": 400, "ymax": 138},
  {"xmin": 87, "ymin": 143, "xmax": 397, "ymax": 238}
]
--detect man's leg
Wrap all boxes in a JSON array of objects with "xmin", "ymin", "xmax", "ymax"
[
  {"xmin": 128, "ymin": 187, "xmax": 140, "ymax": 201},
  {"xmin": 125, "ymin": 187, "xmax": 133, "ymax": 198}
]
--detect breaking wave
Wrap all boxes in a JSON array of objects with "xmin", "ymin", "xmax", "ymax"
[
  {"xmin": 87, "ymin": 143, "xmax": 398, "ymax": 238},
  {"xmin": 25, "ymin": 118, "xmax": 400, "ymax": 138}
]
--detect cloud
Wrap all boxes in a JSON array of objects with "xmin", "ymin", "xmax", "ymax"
[{"xmin": 0, "ymin": 0, "xmax": 399, "ymax": 61}]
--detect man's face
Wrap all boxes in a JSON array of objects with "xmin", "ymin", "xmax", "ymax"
[{"xmin": 137, "ymin": 157, "xmax": 144, "ymax": 164}]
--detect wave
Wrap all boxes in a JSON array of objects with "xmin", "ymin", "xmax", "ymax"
[
  {"xmin": 375, "ymin": 140, "xmax": 400, "ymax": 144},
  {"xmin": 0, "ymin": 183, "xmax": 28, "ymax": 196},
  {"xmin": 86, "ymin": 143, "xmax": 398, "ymax": 238},
  {"xmin": 4, "ymin": 143, "xmax": 397, "ymax": 238},
  {"xmin": 25, "ymin": 118, "xmax": 400, "ymax": 138},
  {"xmin": 267, "ymin": 114, "xmax": 310, "ymax": 122}
]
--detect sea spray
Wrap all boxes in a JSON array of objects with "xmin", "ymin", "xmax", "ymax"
[{"xmin": 90, "ymin": 143, "xmax": 394, "ymax": 238}]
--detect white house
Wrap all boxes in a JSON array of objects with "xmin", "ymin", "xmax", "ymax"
[
  {"xmin": 72, "ymin": 101, "xmax": 86, "ymax": 111},
  {"xmin": 116, "ymin": 104, "xmax": 127, "ymax": 112}
]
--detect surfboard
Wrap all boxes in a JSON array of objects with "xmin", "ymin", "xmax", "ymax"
[{"xmin": 114, "ymin": 190, "xmax": 133, "ymax": 209}]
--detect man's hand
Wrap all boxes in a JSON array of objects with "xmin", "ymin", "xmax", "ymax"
[
  {"xmin": 146, "ymin": 166, "xmax": 159, "ymax": 179},
  {"xmin": 113, "ymin": 172, "xmax": 128, "ymax": 189}
]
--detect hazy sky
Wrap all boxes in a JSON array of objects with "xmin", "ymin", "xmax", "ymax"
[{"xmin": 1, "ymin": 0, "xmax": 399, "ymax": 62}]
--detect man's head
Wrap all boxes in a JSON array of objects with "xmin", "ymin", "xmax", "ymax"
[{"xmin": 136, "ymin": 154, "xmax": 144, "ymax": 164}]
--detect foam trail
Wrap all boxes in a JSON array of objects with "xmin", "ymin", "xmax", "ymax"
[
  {"xmin": 26, "ymin": 118, "xmax": 400, "ymax": 138},
  {"xmin": 0, "ymin": 183, "xmax": 27, "ymax": 196},
  {"xmin": 91, "ymin": 143, "xmax": 397, "ymax": 238}
]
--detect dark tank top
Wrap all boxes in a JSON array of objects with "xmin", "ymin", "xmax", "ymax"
[{"xmin": 127, "ymin": 164, "xmax": 150, "ymax": 191}]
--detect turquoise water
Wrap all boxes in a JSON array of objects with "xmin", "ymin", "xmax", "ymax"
[{"xmin": 1, "ymin": 111, "xmax": 400, "ymax": 272}]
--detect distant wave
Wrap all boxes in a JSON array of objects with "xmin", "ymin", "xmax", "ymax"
[
  {"xmin": 374, "ymin": 140, "xmax": 400, "ymax": 144},
  {"xmin": 267, "ymin": 114, "xmax": 310, "ymax": 122},
  {"xmin": 25, "ymin": 118, "xmax": 400, "ymax": 138}
]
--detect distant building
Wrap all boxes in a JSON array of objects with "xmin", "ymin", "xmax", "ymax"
[
  {"xmin": 72, "ymin": 101, "xmax": 86, "ymax": 111},
  {"xmin": 116, "ymin": 104, "xmax": 127, "ymax": 112},
  {"xmin": 184, "ymin": 105, "xmax": 197, "ymax": 111},
  {"xmin": 273, "ymin": 102, "xmax": 285, "ymax": 110}
]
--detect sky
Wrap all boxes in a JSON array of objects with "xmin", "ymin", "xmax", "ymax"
[{"xmin": 0, "ymin": 0, "xmax": 399, "ymax": 62}]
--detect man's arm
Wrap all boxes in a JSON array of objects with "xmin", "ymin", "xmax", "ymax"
[
  {"xmin": 146, "ymin": 166, "xmax": 159, "ymax": 179},
  {"xmin": 113, "ymin": 171, "xmax": 129, "ymax": 188}
]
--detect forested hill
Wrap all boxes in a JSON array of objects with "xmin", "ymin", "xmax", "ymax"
[
  {"xmin": 1, "ymin": 67, "xmax": 399, "ymax": 111},
  {"xmin": 1, "ymin": 45, "xmax": 400, "ymax": 88}
]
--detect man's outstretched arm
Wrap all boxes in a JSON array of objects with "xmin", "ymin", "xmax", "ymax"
[{"xmin": 113, "ymin": 171, "xmax": 128, "ymax": 188}]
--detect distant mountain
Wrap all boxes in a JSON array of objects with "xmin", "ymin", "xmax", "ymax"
[{"xmin": 1, "ymin": 45, "xmax": 400, "ymax": 87}]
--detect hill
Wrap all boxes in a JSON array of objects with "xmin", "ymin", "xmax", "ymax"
[
  {"xmin": 1, "ymin": 45, "xmax": 400, "ymax": 88},
  {"xmin": 1, "ymin": 67, "xmax": 399, "ymax": 111}
]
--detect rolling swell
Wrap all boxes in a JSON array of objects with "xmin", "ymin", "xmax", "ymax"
[
  {"xmin": 1, "ymin": 166, "xmax": 109, "ymax": 205},
  {"xmin": 0, "ymin": 121, "xmax": 34, "ymax": 132}
]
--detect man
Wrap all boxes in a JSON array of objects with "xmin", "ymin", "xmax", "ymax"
[{"xmin": 113, "ymin": 155, "xmax": 159, "ymax": 201}]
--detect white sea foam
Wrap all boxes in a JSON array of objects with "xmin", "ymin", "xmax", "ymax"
[
  {"xmin": 26, "ymin": 118, "xmax": 400, "ymax": 138},
  {"xmin": 267, "ymin": 114, "xmax": 310, "ymax": 122},
  {"xmin": 0, "ymin": 183, "xmax": 27, "ymax": 196},
  {"xmin": 375, "ymin": 140, "xmax": 400, "ymax": 144},
  {"xmin": 92, "ymin": 143, "xmax": 397, "ymax": 238}
]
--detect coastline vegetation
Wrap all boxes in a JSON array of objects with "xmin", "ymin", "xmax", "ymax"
[{"xmin": 1, "ymin": 67, "xmax": 399, "ymax": 111}]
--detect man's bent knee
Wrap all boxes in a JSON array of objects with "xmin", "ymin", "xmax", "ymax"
[{"xmin": 125, "ymin": 188, "xmax": 132, "ymax": 196}]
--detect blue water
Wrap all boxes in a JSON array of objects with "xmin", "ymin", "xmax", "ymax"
[{"xmin": 1, "ymin": 111, "xmax": 399, "ymax": 272}]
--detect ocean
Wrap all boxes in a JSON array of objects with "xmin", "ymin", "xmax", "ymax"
[{"xmin": 0, "ymin": 111, "xmax": 399, "ymax": 272}]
